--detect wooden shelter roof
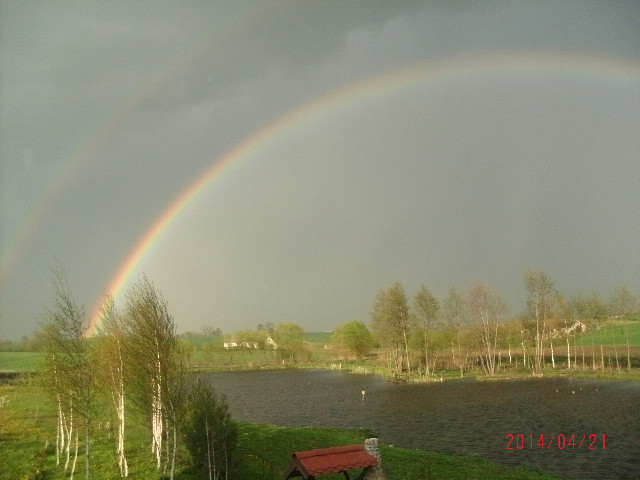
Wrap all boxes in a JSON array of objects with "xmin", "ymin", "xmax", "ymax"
[{"xmin": 284, "ymin": 444, "xmax": 378, "ymax": 479}]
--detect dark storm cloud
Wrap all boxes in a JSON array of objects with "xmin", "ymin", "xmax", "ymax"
[{"xmin": 1, "ymin": 1, "xmax": 639, "ymax": 338}]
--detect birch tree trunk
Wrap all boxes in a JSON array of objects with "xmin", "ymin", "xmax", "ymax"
[{"xmin": 625, "ymin": 324, "xmax": 631, "ymax": 372}]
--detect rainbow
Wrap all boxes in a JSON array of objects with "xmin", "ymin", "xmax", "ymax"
[{"xmin": 86, "ymin": 52, "xmax": 639, "ymax": 335}]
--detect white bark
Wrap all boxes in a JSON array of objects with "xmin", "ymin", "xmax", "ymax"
[
  {"xmin": 402, "ymin": 327, "xmax": 410, "ymax": 375},
  {"xmin": 56, "ymin": 394, "xmax": 64, "ymax": 466},
  {"xmin": 151, "ymin": 376, "xmax": 163, "ymax": 469},
  {"xmin": 206, "ymin": 417, "xmax": 213, "ymax": 480},
  {"xmin": 70, "ymin": 429, "xmax": 79, "ymax": 480},
  {"xmin": 112, "ymin": 339, "xmax": 128, "ymax": 477},
  {"xmin": 170, "ymin": 425, "xmax": 177, "ymax": 480},
  {"xmin": 65, "ymin": 398, "xmax": 73, "ymax": 472}
]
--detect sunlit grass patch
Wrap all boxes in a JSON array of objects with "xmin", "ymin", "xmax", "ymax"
[
  {"xmin": 0, "ymin": 352, "xmax": 45, "ymax": 372},
  {"xmin": 578, "ymin": 320, "xmax": 640, "ymax": 346}
]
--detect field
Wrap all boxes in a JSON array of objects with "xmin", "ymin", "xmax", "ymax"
[
  {"xmin": 0, "ymin": 380, "xmax": 560, "ymax": 480},
  {"xmin": 577, "ymin": 319, "xmax": 640, "ymax": 346},
  {"xmin": 0, "ymin": 352, "xmax": 44, "ymax": 373},
  {"xmin": 304, "ymin": 331, "xmax": 333, "ymax": 345}
]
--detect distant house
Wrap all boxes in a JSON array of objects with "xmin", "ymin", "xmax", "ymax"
[
  {"xmin": 223, "ymin": 341, "xmax": 258, "ymax": 349},
  {"xmin": 265, "ymin": 336, "xmax": 277, "ymax": 349},
  {"xmin": 223, "ymin": 335, "xmax": 278, "ymax": 350}
]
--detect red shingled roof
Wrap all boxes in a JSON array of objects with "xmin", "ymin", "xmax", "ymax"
[{"xmin": 284, "ymin": 444, "xmax": 378, "ymax": 478}]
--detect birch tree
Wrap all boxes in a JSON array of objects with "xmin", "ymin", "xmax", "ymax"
[
  {"xmin": 121, "ymin": 276, "xmax": 185, "ymax": 479},
  {"xmin": 554, "ymin": 291, "xmax": 574, "ymax": 369},
  {"xmin": 40, "ymin": 268, "xmax": 95, "ymax": 479},
  {"xmin": 524, "ymin": 269, "xmax": 555, "ymax": 373},
  {"xmin": 371, "ymin": 282, "xmax": 411, "ymax": 376},
  {"xmin": 441, "ymin": 287, "xmax": 468, "ymax": 378},
  {"xmin": 413, "ymin": 285, "xmax": 440, "ymax": 377},
  {"xmin": 95, "ymin": 297, "xmax": 128, "ymax": 477},
  {"xmin": 466, "ymin": 281, "xmax": 507, "ymax": 376},
  {"xmin": 609, "ymin": 286, "xmax": 638, "ymax": 372}
]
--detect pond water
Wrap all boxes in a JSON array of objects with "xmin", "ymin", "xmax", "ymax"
[{"xmin": 198, "ymin": 370, "xmax": 640, "ymax": 479}]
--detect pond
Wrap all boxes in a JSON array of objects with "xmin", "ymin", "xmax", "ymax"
[{"xmin": 198, "ymin": 370, "xmax": 640, "ymax": 479}]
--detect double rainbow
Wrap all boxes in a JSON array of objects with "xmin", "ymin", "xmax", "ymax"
[{"xmin": 60, "ymin": 53, "xmax": 640, "ymax": 335}]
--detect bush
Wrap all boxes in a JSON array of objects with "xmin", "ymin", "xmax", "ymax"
[{"xmin": 182, "ymin": 379, "xmax": 237, "ymax": 480}]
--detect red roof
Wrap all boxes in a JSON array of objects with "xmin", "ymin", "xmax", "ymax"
[{"xmin": 284, "ymin": 444, "xmax": 378, "ymax": 478}]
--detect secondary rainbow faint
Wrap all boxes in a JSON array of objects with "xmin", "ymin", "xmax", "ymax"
[
  {"xmin": 0, "ymin": 1, "xmax": 286, "ymax": 291},
  {"xmin": 87, "ymin": 52, "xmax": 639, "ymax": 336}
]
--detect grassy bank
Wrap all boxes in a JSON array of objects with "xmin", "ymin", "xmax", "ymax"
[
  {"xmin": 234, "ymin": 423, "xmax": 560, "ymax": 480},
  {"xmin": 0, "ymin": 379, "xmax": 560, "ymax": 480}
]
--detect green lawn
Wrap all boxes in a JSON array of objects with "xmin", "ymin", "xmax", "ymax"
[
  {"xmin": 304, "ymin": 331, "xmax": 333, "ymax": 345},
  {"xmin": 234, "ymin": 423, "xmax": 560, "ymax": 480},
  {"xmin": 577, "ymin": 320, "xmax": 640, "ymax": 347},
  {"xmin": 0, "ymin": 352, "xmax": 45, "ymax": 372}
]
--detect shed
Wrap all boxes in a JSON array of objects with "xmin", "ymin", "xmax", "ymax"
[{"xmin": 283, "ymin": 444, "xmax": 379, "ymax": 480}]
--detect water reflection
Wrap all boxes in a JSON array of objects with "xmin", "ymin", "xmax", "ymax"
[{"xmin": 199, "ymin": 370, "xmax": 640, "ymax": 479}]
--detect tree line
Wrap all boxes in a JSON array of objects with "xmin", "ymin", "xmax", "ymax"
[
  {"xmin": 334, "ymin": 269, "xmax": 638, "ymax": 379},
  {"xmin": 39, "ymin": 269, "xmax": 236, "ymax": 479}
]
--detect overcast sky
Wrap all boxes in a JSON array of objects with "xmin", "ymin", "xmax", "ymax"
[{"xmin": 2, "ymin": 1, "xmax": 639, "ymax": 339}]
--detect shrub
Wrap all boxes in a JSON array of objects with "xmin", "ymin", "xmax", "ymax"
[{"xmin": 182, "ymin": 379, "xmax": 237, "ymax": 480}]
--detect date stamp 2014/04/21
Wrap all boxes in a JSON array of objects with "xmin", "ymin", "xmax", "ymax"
[{"xmin": 505, "ymin": 434, "xmax": 607, "ymax": 450}]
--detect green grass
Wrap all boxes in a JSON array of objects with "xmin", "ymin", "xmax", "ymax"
[
  {"xmin": 234, "ymin": 423, "xmax": 560, "ymax": 480},
  {"xmin": 304, "ymin": 331, "xmax": 333, "ymax": 345},
  {"xmin": 576, "ymin": 320, "xmax": 640, "ymax": 347},
  {"xmin": 187, "ymin": 348, "xmax": 281, "ymax": 369},
  {"xmin": 0, "ymin": 352, "xmax": 45, "ymax": 372},
  {"xmin": 0, "ymin": 381, "xmax": 561, "ymax": 480},
  {"xmin": 180, "ymin": 335, "xmax": 224, "ymax": 349}
]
